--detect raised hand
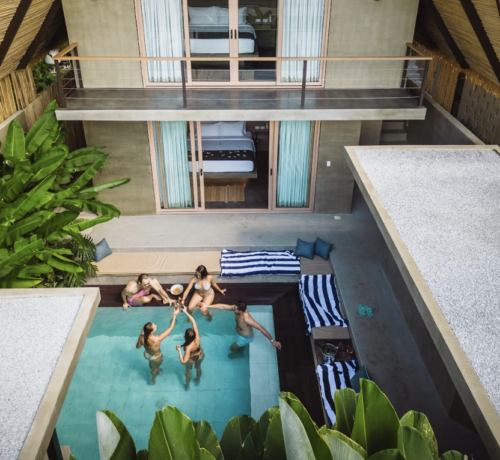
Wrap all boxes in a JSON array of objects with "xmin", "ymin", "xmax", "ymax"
[
  {"xmin": 272, "ymin": 341, "xmax": 282, "ymax": 350},
  {"xmin": 220, "ymin": 288, "xmax": 227, "ymax": 295}
]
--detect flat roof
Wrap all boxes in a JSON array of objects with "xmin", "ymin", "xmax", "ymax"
[
  {"xmin": 0, "ymin": 289, "xmax": 100, "ymax": 460},
  {"xmin": 344, "ymin": 145, "xmax": 500, "ymax": 458}
]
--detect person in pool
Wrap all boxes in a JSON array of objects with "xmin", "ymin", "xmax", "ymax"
[
  {"xmin": 176, "ymin": 307, "xmax": 204, "ymax": 390},
  {"xmin": 122, "ymin": 273, "xmax": 174, "ymax": 309},
  {"xmin": 204, "ymin": 300, "xmax": 282, "ymax": 359},
  {"xmin": 179, "ymin": 265, "xmax": 226, "ymax": 322},
  {"xmin": 136, "ymin": 307, "xmax": 179, "ymax": 384}
]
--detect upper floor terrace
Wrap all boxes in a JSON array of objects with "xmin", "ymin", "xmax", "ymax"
[{"xmin": 53, "ymin": 43, "xmax": 431, "ymax": 122}]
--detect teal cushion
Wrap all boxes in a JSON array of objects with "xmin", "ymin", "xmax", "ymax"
[
  {"xmin": 295, "ymin": 239, "xmax": 315, "ymax": 260},
  {"xmin": 95, "ymin": 238, "xmax": 112, "ymax": 262},
  {"xmin": 315, "ymin": 237, "xmax": 333, "ymax": 260}
]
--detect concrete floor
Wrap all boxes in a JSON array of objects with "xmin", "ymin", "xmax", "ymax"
[{"xmin": 89, "ymin": 191, "xmax": 488, "ymax": 457}]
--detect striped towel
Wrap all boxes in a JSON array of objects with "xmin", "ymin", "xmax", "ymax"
[
  {"xmin": 316, "ymin": 360, "xmax": 359, "ymax": 427},
  {"xmin": 220, "ymin": 249, "xmax": 301, "ymax": 277},
  {"xmin": 299, "ymin": 274, "xmax": 347, "ymax": 334}
]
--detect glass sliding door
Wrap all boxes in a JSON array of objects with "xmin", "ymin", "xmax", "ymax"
[
  {"xmin": 237, "ymin": 0, "xmax": 278, "ymax": 82},
  {"xmin": 141, "ymin": 0, "xmax": 186, "ymax": 83},
  {"xmin": 153, "ymin": 121, "xmax": 196, "ymax": 210},
  {"xmin": 280, "ymin": 0, "xmax": 326, "ymax": 83},
  {"xmin": 272, "ymin": 120, "xmax": 317, "ymax": 210}
]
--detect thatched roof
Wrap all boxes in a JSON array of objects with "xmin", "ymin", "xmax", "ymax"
[
  {"xmin": 0, "ymin": 0, "xmax": 66, "ymax": 81},
  {"xmin": 416, "ymin": 0, "xmax": 500, "ymax": 87}
]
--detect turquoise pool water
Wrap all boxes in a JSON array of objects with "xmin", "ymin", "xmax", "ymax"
[{"xmin": 57, "ymin": 307, "xmax": 263, "ymax": 460}]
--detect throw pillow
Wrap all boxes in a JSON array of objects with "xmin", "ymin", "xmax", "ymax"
[
  {"xmin": 315, "ymin": 237, "xmax": 333, "ymax": 260},
  {"xmin": 295, "ymin": 239, "xmax": 315, "ymax": 260},
  {"xmin": 95, "ymin": 238, "xmax": 112, "ymax": 262}
]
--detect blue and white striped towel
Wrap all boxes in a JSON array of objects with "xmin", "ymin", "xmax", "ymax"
[
  {"xmin": 316, "ymin": 360, "xmax": 358, "ymax": 427},
  {"xmin": 299, "ymin": 274, "xmax": 348, "ymax": 334},
  {"xmin": 220, "ymin": 249, "xmax": 300, "ymax": 277}
]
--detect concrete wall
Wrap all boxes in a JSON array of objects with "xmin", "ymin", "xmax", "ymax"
[
  {"xmin": 359, "ymin": 121, "xmax": 382, "ymax": 145},
  {"xmin": 61, "ymin": 0, "xmax": 143, "ymax": 88},
  {"xmin": 314, "ymin": 121, "xmax": 361, "ymax": 214},
  {"xmin": 84, "ymin": 121, "xmax": 156, "ymax": 215},
  {"xmin": 325, "ymin": 0, "xmax": 419, "ymax": 89},
  {"xmin": 407, "ymin": 97, "xmax": 483, "ymax": 146}
]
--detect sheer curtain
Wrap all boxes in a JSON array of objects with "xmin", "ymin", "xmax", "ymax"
[
  {"xmin": 154, "ymin": 122, "xmax": 192, "ymax": 208},
  {"xmin": 281, "ymin": 0, "xmax": 325, "ymax": 82},
  {"xmin": 277, "ymin": 121, "xmax": 311, "ymax": 207},
  {"xmin": 141, "ymin": 0, "xmax": 184, "ymax": 82}
]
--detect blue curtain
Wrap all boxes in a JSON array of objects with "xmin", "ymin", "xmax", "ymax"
[
  {"xmin": 154, "ymin": 122, "xmax": 192, "ymax": 208},
  {"xmin": 277, "ymin": 121, "xmax": 311, "ymax": 207}
]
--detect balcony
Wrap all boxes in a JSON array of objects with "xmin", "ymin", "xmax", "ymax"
[{"xmin": 54, "ymin": 43, "xmax": 431, "ymax": 122}]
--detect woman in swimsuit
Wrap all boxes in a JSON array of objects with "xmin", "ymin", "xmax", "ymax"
[
  {"xmin": 176, "ymin": 307, "xmax": 204, "ymax": 390},
  {"xmin": 180, "ymin": 265, "xmax": 226, "ymax": 322},
  {"xmin": 136, "ymin": 307, "xmax": 179, "ymax": 384}
]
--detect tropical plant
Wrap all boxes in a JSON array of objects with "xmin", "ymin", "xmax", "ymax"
[
  {"xmin": 0, "ymin": 100, "xmax": 130, "ymax": 288},
  {"xmin": 32, "ymin": 59, "xmax": 57, "ymax": 93},
  {"xmin": 70, "ymin": 380, "xmax": 469, "ymax": 460}
]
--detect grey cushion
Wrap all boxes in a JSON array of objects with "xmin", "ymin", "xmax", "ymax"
[
  {"xmin": 95, "ymin": 238, "xmax": 112, "ymax": 262},
  {"xmin": 315, "ymin": 237, "xmax": 333, "ymax": 260},
  {"xmin": 295, "ymin": 239, "xmax": 315, "ymax": 260}
]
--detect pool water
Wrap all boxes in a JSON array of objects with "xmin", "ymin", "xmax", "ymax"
[{"xmin": 56, "ymin": 306, "xmax": 278, "ymax": 460}]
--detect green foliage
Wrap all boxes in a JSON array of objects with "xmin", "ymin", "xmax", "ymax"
[
  {"xmin": 32, "ymin": 60, "xmax": 57, "ymax": 93},
  {"xmin": 90, "ymin": 382, "xmax": 469, "ymax": 460},
  {"xmin": 0, "ymin": 100, "xmax": 130, "ymax": 287}
]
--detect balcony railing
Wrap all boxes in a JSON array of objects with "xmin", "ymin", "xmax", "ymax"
[{"xmin": 53, "ymin": 42, "xmax": 431, "ymax": 110}]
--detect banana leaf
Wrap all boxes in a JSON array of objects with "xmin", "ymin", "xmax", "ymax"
[
  {"xmin": 400, "ymin": 411, "xmax": 438, "ymax": 460},
  {"xmin": 37, "ymin": 211, "xmax": 79, "ymax": 240},
  {"xmin": 44, "ymin": 100, "xmax": 58, "ymax": 112},
  {"xmin": 36, "ymin": 252, "xmax": 83, "ymax": 273},
  {"xmin": 237, "ymin": 434, "xmax": 258, "ymax": 460},
  {"xmin": 242, "ymin": 407, "xmax": 279, "ymax": 459},
  {"xmin": 54, "ymin": 126, "xmax": 70, "ymax": 146},
  {"xmin": 200, "ymin": 449, "xmax": 217, "ymax": 460},
  {"xmin": 439, "ymin": 451, "xmax": 468, "ymax": 460},
  {"xmin": 220, "ymin": 415, "xmax": 256, "ymax": 460},
  {"xmin": 263, "ymin": 409, "xmax": 285, "ymax": 460},
  {"xmin": 26, "ymin": 173, "xmax": 56, "ymax": 197},
  {"xmin": 0, "ymin": 191, "xmax": 53, "ymax": 222},
  {"xmin": 78, "ymin": 178, "xmax": 132, "ymax": 196},
  {"xmin": 57, "ymin": 199, "xmax": 121, "ymax": 217},
  {"xmin": 66, "ymin": 145, "xmax": 105, "ymax": 160},
  {"xmin": 3, "ymin": 119, "xmax": 25, "ymax": 163},
  {"xmin": 37, "ymin": 121, "xmax": 61, "ymax": 157},
  {"xmin": 318, "ymin": 427, "xmax": 367, "ymax": 458},
  {"xmin": 25, "ymin": 109, "xmax": 58, "ymax": 155},
  {"xmin": 4, "ymin": 210, "xmax": 53, "ymax": 246},
  {"xmin": 0, "ymin": 238, "xmax": 44, "ymax": 278},
  {"xmin": 65, "ymin": 215, "xmax": 113, "ymax": 232},
  {"xmin": 96, "ymin": 410, "xmax": 136, "ymax": 460},
  {"xmin": 367, "ymin": 450, "xmax": 406, "ymax": 460},
  {"xmin": 53, "ymin": 156, "xmax": 108, "ymax": 200},
  {"xmin": 351, "ymin": 380, "xmax": 400, "ymax": 456},
  {"xmin": 136, "ymin": 450, "xmax": 148, "ymax": 460},
  {"xmin": 278, "ymin": 394, "xmax": 316, "ymax": 460},
  {"xmin": 30, "ymin": 147, "xmax": 68, "ymax": 183},
  {"xmin": 17, "ymin": 263, "xmax": 53, "ymax": 278},
  {"xmin": 333, "ymin": 388, "xmax": 358, "ymax": 437},
  {"xmin": 0, "ymin": 277, "xmax": 43, "ymax": 288},
  {"xmin": 319, "ymin": 428, "xmax": 366, "ymax": 460},
  {"xmin": 0, "ymin": 172, "xmax": 32, "ymax": 203},
  {"xmin": 148, "ymin": 406, "xmax": 200, "ymax": 460},
  {"xmin": 279, "ymin": 392, "xmax": 332, "ymax": 460},
  {"xmin": 64, "ymin": 149, "xmax": 106, "ymax": 168},
  {"xmin": 69, "ymin": 454, "xmax": 78, "ymax": 460},
  {"xmin": 397, "ymin": 426, "xmax": 434, "ymax": 460},
  {"xmin": 194, "ymin": 421, "xmax": 224, "ymax": 460}
]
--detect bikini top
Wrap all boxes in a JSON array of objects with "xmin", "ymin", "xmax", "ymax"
[
  {"xmin": 195, "ymin": 280, "xmax": 210, "ymax": 291},
  {"xmin": 145, "ymin": 335, "xmax": 159, "ymax": 350}
]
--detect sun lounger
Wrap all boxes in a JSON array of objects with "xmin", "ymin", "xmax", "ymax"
[{"xmin": 220, "ymin": 249, "xmax": 300, "ymax": 277}]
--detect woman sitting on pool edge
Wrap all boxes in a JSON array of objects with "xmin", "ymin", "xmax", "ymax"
[
  {"xmin": 180, "ymin": 265, "xmax": 226, "ymax": 322},
  {"xmin": 176, "ymin": 307, "xmax": 204, "ymax": 390},
  {"xmin": 136, "ymin": 307, "xmax": 179, "ymax": 384}
]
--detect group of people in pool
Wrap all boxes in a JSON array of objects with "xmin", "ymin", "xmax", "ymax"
[{"xmin": 122, "ymin": 265, "xmax": 282, "ymax": 387}]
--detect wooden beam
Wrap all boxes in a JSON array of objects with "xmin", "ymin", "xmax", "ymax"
[
  {"xmin": 0, "ymin": 0, "xmax": 33, "ymax": 67},
  {"xmin": 458, "ymin": 0, "xmax": 500, "ymax": 83},
  {"xmin": 17, "ymin": 0, "xmax": 62, "ymax": 69},
  {"xmin": 420, "ymin": 0, "xmax": 469, "ymax": 69}
]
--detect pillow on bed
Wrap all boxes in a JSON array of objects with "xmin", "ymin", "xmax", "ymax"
[
  {"xmin": 219, "ymin": 121, "xmax": 246, "ymax": 136},
  {"xmin": 189, "ymin": 6, "xmax": 218, "ymax": 25},
  {"xmin": 200, "ymin": 122, "xmax": 220, "ymax": 137},
  {"xmin": 238, "ymin": 7, "xmax": 247, "ymax": 24},
  {"xmin": 217, "ymin": 7, "xmax": 247, "ymax": 25}
]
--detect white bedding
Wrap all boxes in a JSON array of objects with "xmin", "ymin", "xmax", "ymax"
[{"xmin": 189, "ymin": 24, "xmax": 256, "ymax": 55}]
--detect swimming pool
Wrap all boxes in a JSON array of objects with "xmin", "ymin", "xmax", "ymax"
[{"xmin": 56, "ymin": 306, "xmax": 279, "ymax": 460}]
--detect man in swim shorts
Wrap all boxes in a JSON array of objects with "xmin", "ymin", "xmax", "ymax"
[
  {"xmin": 121, "ymin": 274, "xmax": 174, "ymax": 310},
  {"xmin": 204, "ymin": 300, "xmax": 282, "ymax": 358}
]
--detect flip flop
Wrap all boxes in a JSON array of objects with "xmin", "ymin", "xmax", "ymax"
[
  {"xmin": 358, "ymin": 304, "xmax": 367, "ymax": 316},
  {"xmin": 364, "ymin": 305, "xmax": 374, "ymax": 317}
]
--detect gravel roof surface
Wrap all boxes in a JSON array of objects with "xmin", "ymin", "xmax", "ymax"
[
  {"xmin": 355, "ymin": 147, "xmax": 500, "ymax": 413},
  {"xmin": 0, "ymin": 295, "xmax": 83, "ymax": 460}
]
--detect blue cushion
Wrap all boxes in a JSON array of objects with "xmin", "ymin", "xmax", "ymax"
[
  {"xmin": 95, "ymin": 238, "xmax": 112, "ymax": 262},
  {"xmin": 295, "ymin": 239, "xmax": 315, "ymax": 260},
  {"xmin": 315, "ymin": 237, "xmax": 333, "ymax": 260}
]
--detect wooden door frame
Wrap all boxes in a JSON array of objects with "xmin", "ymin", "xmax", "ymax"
[{"xmin": 134, "ymin": 0, "xmax": 331, "ymax": 89}]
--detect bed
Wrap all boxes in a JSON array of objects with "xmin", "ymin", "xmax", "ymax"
[
  {"xmin": 188, "ymin": 6, "xmax": 256, "ymax": 55},
  {"xmin": 187, "ymin": 122, "xmax": 256, "ymax": 175}
]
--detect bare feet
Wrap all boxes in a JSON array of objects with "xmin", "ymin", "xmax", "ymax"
[
  {"xmin": 122, "ymin": 303, "xmax": 129, "ymax": 310},
  {"xmin": 185, "ymin": 382, "xmax": 190, "ymax": 391},
  {"xmin": 150, "ymin": 379, "xmax": 156, "ymax": 385},
  {"xmin": 228, "ymin": 349, "xmax": 244, "ymax": 359},
  {"xmin": 195, "ymin": 376, "xmax": 201, "ymax": 386}
]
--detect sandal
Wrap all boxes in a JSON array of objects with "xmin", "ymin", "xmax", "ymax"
[
  {"xmin": 358, "ymin": 304, "xmax": 367, "ymax": 317},
  {"xmin": 364, "ymin": 305, "xmax": 374, "ymax": 317}
]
